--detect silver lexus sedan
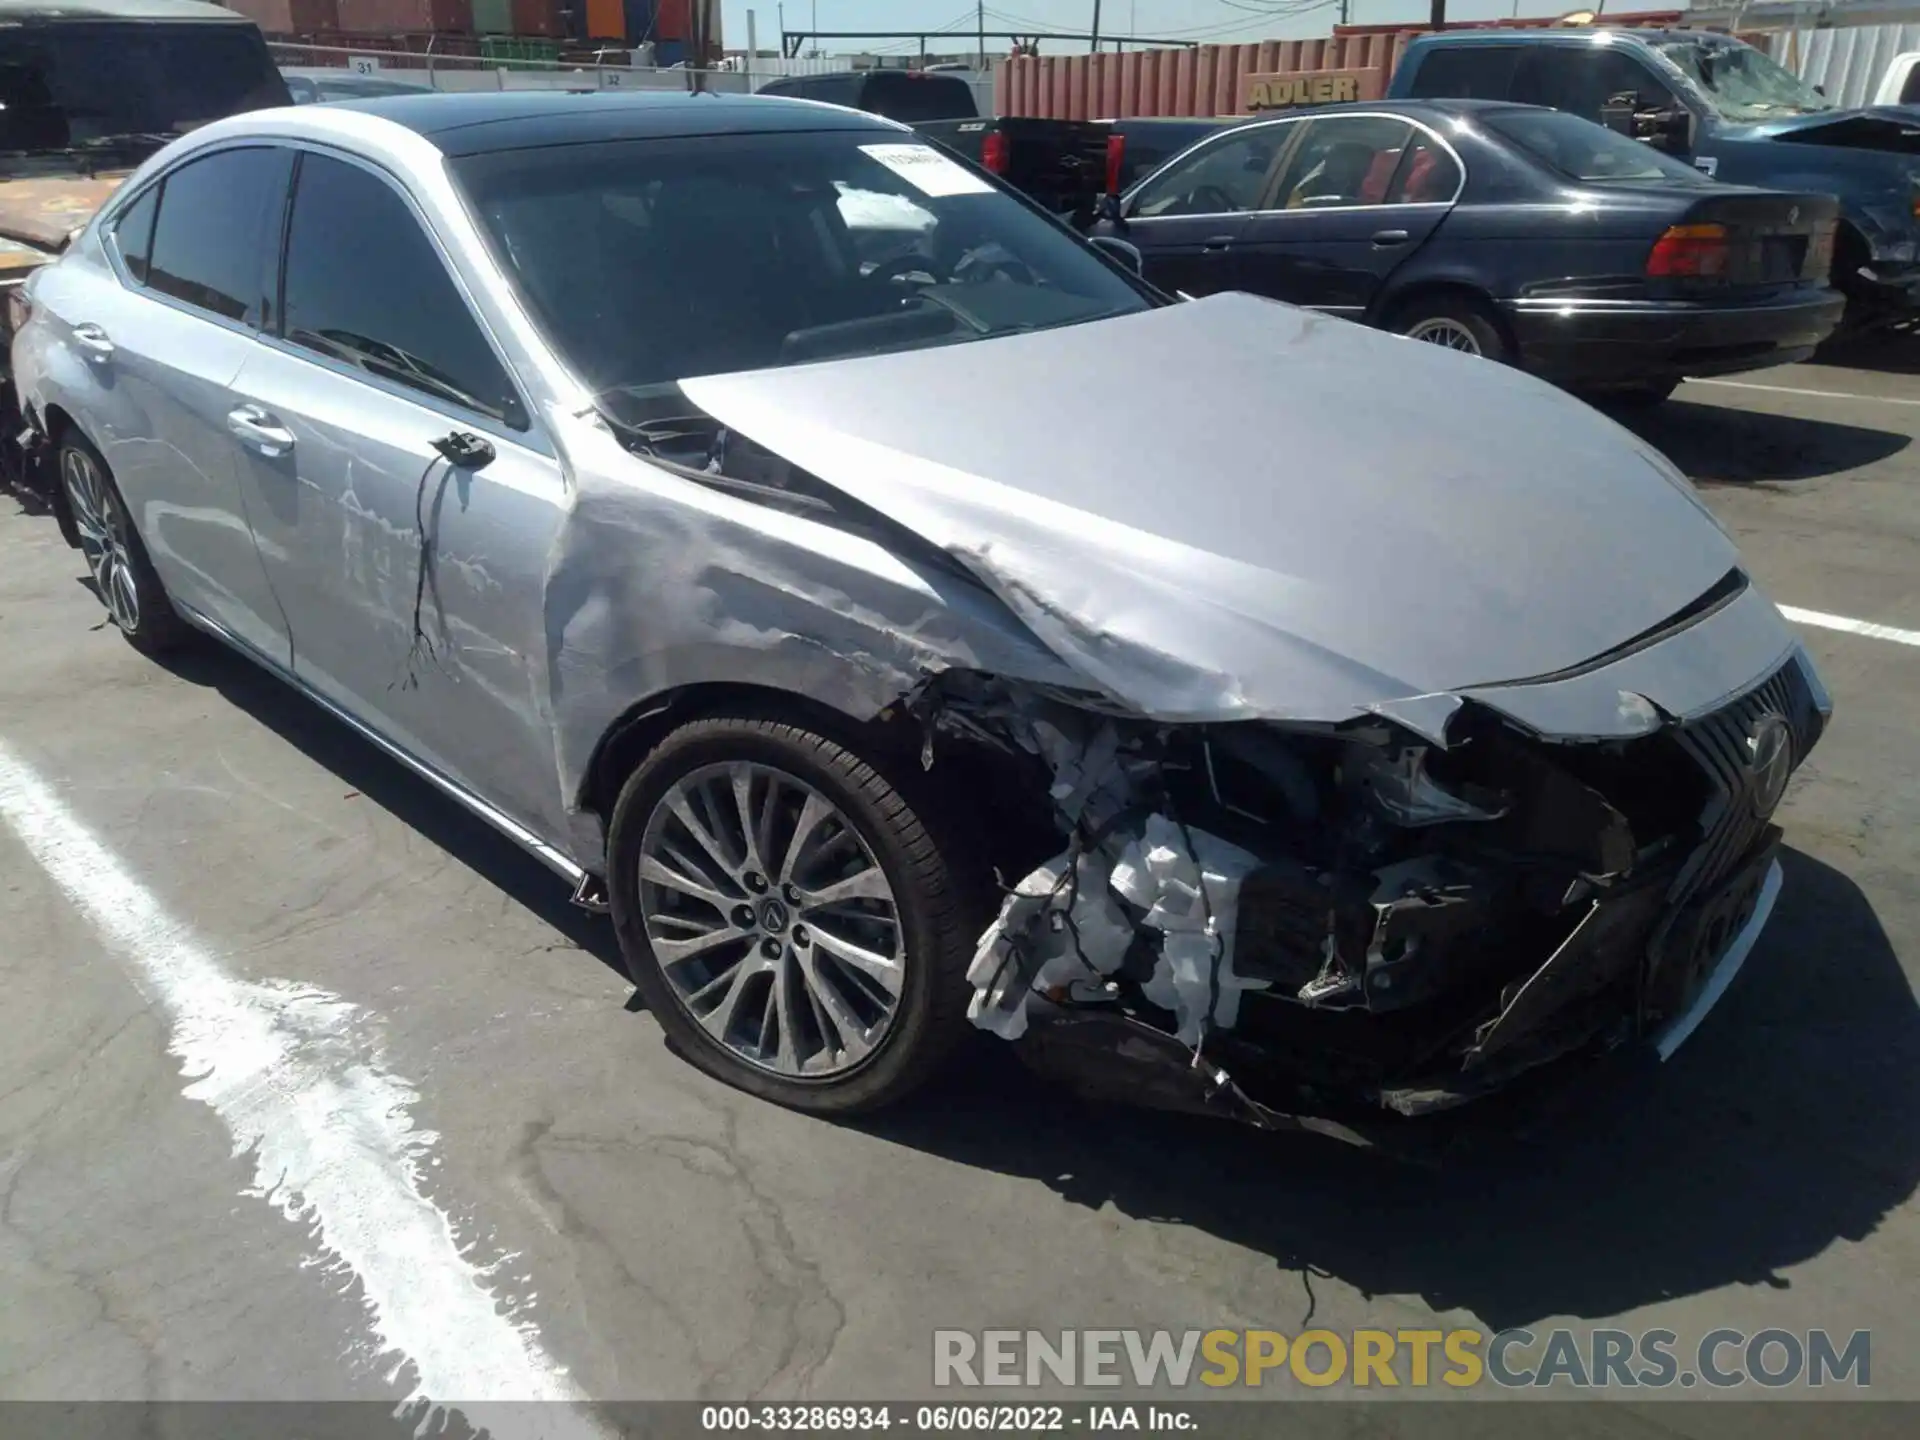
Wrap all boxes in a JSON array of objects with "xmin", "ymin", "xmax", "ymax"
[{"xmin": 11, "ymin": 91, "xmax": 1831, "ymax": 1146}]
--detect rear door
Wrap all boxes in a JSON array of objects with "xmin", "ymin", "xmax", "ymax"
[
  {"xmin": 75, "ymin": 144, "xmax": 294, "ymax": 663},
  {"xmin": 1119, "ymin": 121, "xmax": 1296, "ymax": 296},
  {"xmin": 1235, "ymin": 115, "xmax": 1463, "ymax": 315}
]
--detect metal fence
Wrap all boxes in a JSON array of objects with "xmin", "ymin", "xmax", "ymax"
[{"xmin": 270, "ymin": 40, "xmax": 995, "ymax": 111}]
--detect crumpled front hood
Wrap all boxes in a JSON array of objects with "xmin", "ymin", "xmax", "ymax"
[
  {"xmin": 1730, "ymin": 104, "xmax": 1920, "ymax": 147},
  {"xmin": 681, "ymin": 294, "xmax": 1738, "ymax": 727}
]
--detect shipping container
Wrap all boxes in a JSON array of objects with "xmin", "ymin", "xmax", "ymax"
[
  {"xmin": 998, "ymin": 14, "xmax": 1714, "ymax": 119},
  {"xmin": 221, "ymin": 0, "xmax": 341, "ymax": 35},
  {"xmin": 584, "ymin": 0, "xmax": 623, "ymax": 41},
  {"xmin": 510, "ymin": 0, "xmax": 564, "ymax": 38},
  {"xmin": 623, "ymin": 0, "xmax": 656, "ymax": 43},
  {"xmin": 479, "ymin": 34, "xmax": 561, "ymax": 64},
  {"xmin": 471, "ymin": 0, "xmax": 511, "ymax": 34},
  {"xmin": 334, "ymin": 0, "xmax": 473, "ymax": 35},
  {"xmin": 651, "ymin": 36, "xmax": 683, "ymax": 67},
  {"xmin": 652, "ymin": 0, "xmax": 689, "ymax": 43}
]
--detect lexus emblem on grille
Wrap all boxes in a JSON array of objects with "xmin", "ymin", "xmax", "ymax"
[
  {"xmin": 1788, "ymin": 205, "xmax": 1800, "ymax": 224},
  {"xmin": 1745, "ymin": 714, "xmax": 1794, "ymax": 817}
]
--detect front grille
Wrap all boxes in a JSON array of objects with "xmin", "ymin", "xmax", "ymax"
[{"xmin": 1669, "ymin": 657, "xmax": 1817, "ymax": 904}]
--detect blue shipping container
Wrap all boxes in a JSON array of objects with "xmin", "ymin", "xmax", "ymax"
[{"xmin": 624, "ymin": 0, "xmax": 656, "ymax": 43}]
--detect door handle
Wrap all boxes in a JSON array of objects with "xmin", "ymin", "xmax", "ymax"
[
  {"xmin": 1371, "ymin": 229, "xmax": 1412, "ymax": 246},
  {"xmin": 1202, "ymin": 235, "xmax": 1236, "ymax": 251},
  {"xmin": 71, "ymin": 323, "xmax": 114, "ymax": 362},
  {"xmin": 227, "ymin": 405, "xmax": 295, "ymax": 457}
]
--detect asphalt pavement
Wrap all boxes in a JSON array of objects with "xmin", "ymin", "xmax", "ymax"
[{"xmin": 1, "ymin": 346, "xmax": 1916, "ymax": 1433}]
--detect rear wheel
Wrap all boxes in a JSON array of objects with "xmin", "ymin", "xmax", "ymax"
[
  {"xmin": 606, "ymin": 712, "xmax": 979, "ymax": 1115},
  {"xmin": 59, "ymin": 433, "xmax": 189, "ymax": 655},
  {"xmin": 1393, "ymin": 294, "xmax": 1510, "ymax": 364}
]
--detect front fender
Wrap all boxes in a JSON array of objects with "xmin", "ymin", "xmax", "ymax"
[{"xmin": 541, "ymin": 445, "xmax": 1082, "ymax": 844}]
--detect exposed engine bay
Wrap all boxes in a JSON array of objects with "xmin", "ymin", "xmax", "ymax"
[{"xmin": 902, "ymin": 664, "xmax": 1823, "ymax": 1147}]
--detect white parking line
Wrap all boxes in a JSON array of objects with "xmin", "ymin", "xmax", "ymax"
[
  {"xmin": 1690, "ymin": 377, "xmax": 1920, "ymax": 408},
  {"xmin": 1780, "ymin": 604, "xmax": 1920, "ymax": 648},
  {"xmin": 0, "ymin": 743, "xmax": 607, "ymax": 1436}
]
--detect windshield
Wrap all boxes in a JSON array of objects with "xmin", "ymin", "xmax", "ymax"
[
  {"xmin": 1653, "ymin": 37, "xmax": 1833, "ymax": 120},
  {"xmin": 451, "ymin": 129, "xmax": 1151, "ymax": 426},
  {"xmin": 1482, "ymin": 107, "xmax": 1714, "ymax": 185},
  {"xmin": 0, "ymin": 22, "xmax": 289, "ymax": 166}
]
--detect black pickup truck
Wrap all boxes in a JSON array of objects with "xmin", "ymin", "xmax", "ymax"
[{"xmin": 754, "ymin": 69, "xmax": 1112, "ymax": 218}]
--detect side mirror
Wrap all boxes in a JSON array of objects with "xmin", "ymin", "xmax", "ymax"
[
  {"xmin": 1088, "ymin": 233, "xmax": 1145, "ymax": 275},
  {"xmin": 1635, "ymin": 106, "xmax": 1691, "ymax": 152},
  {"xmin": 1095, "ymin": 190, "xmax": 1127, "ymax": 229}
]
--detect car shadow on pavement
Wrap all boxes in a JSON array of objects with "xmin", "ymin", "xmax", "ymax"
[
  {"xmin": 1808, "ymin": 333, "xmax": 1920, "ymax": 376},
  {"xmin": 862, "ymin": 845, "xmax": 1919, "ymax": 1333},
  {"xmin": 150, "ymin": 640, "xmax": 631, "ymax": 988},
  {"xmin": 1617, "ymin": 400, "xmax": 1909, "ymax": 485}
]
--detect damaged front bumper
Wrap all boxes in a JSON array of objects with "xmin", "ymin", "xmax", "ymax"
[{"xmin": 936, "ymin": 642, "xmax": 1825, "ymax": 1154}]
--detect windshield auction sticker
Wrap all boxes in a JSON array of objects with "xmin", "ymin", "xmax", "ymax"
[{"xmin": 859, "ymin": 144, "xmax": 996, "ymax": 197}]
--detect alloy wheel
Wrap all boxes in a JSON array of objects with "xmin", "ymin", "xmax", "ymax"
[
  {"xmin": 637, "ymin": 761, "xmax": 906, "ymax": 1079},
  {"xmin": 63, "ymin": 446, "xmax": 140, "ymax": 632},
  {"xmin": 1405, "ymin": 317, "xmax": 1484, "ymax": 355}
]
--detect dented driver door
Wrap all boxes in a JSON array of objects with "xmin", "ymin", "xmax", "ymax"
[{"xmin": 225, "ymin": 148, "xmax": 569, "ymax": 836}]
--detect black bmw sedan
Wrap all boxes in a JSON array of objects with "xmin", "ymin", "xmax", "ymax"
[{"xmin": 1091, "ymin": 98, "xmax": 1844, "ymax": 404}]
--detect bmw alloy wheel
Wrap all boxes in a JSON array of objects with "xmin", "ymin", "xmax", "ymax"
[
  {"xmin": 63, "ymin": 445, "xmax": 140, "ymax": 632},
  {"xmin": 637, "ymin": 761, "xmax": 906, "ymax": 1078},
  {"xmin": 1405, "ymin": 317, "xmax": 1484, "ymax": 355}
]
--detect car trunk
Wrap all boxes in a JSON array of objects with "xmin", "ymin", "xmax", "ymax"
[{"xmin": 1654, "ymin": 191, "xmax": 1839, "ymax": 299}]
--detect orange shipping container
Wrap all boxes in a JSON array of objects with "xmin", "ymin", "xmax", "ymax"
[
  {"xmin": 221, "ymin": 0, "xmax": 341, "ymax": 35},
  {"xmin": 585, "ymin": 0, "xmax": 624, "ymax": 41},
  {"xmin": 334, "ymin": 0, "xmax": 473, "ymax": 34},
  {"xmin": 510, "ymin": 0, "xmax": 563, "ymax": 37}
]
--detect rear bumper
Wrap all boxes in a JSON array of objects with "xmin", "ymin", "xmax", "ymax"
[{"xmin": 1501, "ymin": 289, "xmax": 1845, "ymax": 390}]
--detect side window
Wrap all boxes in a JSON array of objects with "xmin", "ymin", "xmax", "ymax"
[
  {"xmin": 145, "ymin": 147, "xmax": 290, "ymax": 324},
  {"xmin": 1385, "ymin": 132, "xmax": 1463, "ymax": 204},
  {"xmin": 111, "ymin": 185, "xmax": 159, "ymax": 284},
  {"xmin": 1512, "ymin": 47, "xmax": 1675, "ymax": 121},
  {"xmin": 1130, "ymin": 127, "xmax": 1290, "ymax": 218},
  {"xmin": 1403, "ymin": 46, "xmax": 1523, "ymax": 100},
  {"xmin": 1273, "ymin": 116, "xmax": 1415, "ymax": 209},
  {"xmin": 279, "ymin": 153, "xmax": 524, "ymax": 428}
]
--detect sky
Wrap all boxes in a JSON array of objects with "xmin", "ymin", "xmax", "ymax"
[{"xmin": 716, "ymin": 1, "xmax": 1649, "ymax": 56}]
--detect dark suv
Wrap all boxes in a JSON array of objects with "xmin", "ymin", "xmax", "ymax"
[
  {"xmin": 1, "ymin": 0, "xmax": 288, "ymax": 372},
  {"xmin": 1391, "ymin": 26, "xmax": 1920, "ymax": 330}
]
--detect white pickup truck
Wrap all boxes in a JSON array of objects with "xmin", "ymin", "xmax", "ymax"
[{"xmin": 1873, "ymin": 52, "xmax": 1920, "ymax": 104}]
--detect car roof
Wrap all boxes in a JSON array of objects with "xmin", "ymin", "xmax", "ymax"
[
  {"xmin": 1229, "ymin": 97, "xmax": 1523, "ymax": 123},
  {"xmin": 335, "ymin": 89, "xmax": 904, "ymax": 156},
  {"xmin": 1406, "ymin": 26, "xmax": 1683, "ymax": 47},
  {"xmin": 0, "ymin": 0, "xmax": 251, "ymax": 20}
]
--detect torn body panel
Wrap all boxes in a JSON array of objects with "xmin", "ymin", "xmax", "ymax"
[
  {"xmin": 538, "ymin": 418, "xmax": 1083, "ymax": 867},
  {"xmin": 920, "ymin": 645, "xmax": 1823, "ymax": 1144}
]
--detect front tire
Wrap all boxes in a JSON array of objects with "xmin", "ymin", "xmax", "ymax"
[
  {"xmin": 1393, "ymin": 294, "xmax": 1511, "ymax": 364},
  {"xmin": 58, "ymin": 433, "xmax": 189, "ymax": 656},
  {"xmin": 606, "ymin": 712, "xmax": 978, "ymax": 1115}
]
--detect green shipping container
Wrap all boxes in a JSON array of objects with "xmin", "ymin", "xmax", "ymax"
[
  {"xmin": 479, "ymin": 35, "xmax": 562, "ymax": 67},
  {"xmin": 473, "ymin": 0, "xmax": 512, "ymax": 33}
]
